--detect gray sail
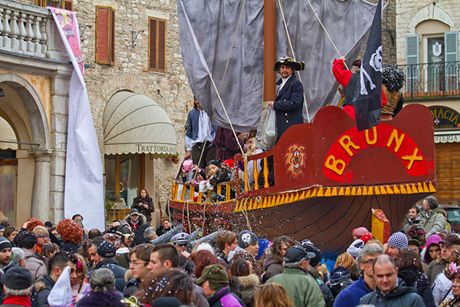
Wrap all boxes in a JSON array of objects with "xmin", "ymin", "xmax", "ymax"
[{"xmin": 178, "ymin": 0, "xmax": 377, "ymax": 129}]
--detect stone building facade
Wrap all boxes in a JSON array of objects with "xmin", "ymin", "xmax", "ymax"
[{"xmin": 396, "ymin": 0, "xmax": 460, "ymax": 204}]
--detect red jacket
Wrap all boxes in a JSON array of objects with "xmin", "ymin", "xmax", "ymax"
[{"xmin": 332, "ymin": 58, "xmax": 387, "ymax": 118}]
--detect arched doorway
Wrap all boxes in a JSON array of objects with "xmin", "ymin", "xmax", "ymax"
[{"xmin": 0, "ymin": 76, "xmax": 50, "ymax": 225}]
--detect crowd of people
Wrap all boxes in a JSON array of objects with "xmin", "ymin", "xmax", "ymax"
[{"xmin": 0, "ymin": 194, "xmax": 457, "ymax": 306}]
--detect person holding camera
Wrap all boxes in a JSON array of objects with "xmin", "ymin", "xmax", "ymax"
[{"xmin": 131, "ymin": 188, "xmax": 154, "ymax": 224}]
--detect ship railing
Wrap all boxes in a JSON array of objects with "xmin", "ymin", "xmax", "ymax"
[
  {"xmin": 236, "ymin": 151, "xmax": 273, "ymax": 193},
  {"xmin": 170, "ymin": 181, "xmax": 233, "ymax": 203}
]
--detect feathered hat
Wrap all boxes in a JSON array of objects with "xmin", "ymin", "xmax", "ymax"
[{"xmin": 274, "ymin": 56, "xmax": 305, "ymax": 71}]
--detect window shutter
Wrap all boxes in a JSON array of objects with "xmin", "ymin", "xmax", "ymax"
[
  {"xmin": 445, "ymin": 31, "xmax": 458, "ymax": 91},
  {"xmin": 96, "ymin": 6, "xmax": 115, "ymax": 65},
  {"xmin": 149, "ymin": 18, "xmax": 166, "ymax": 71},
  {"xmin": 406, "ymin": 34, "xmax": 419, "ymax": 95}
]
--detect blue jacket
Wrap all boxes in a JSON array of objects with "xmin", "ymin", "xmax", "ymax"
[
  {"xmin": 333, "ymin": 277, "xmax": 372, "ymax": 307},
  {"xmin": 274, "ymin": 75, "xmax": 304, "ymax": 140},
  {"xmin": 185, "ymin": 108, "xmax": 200, "ymax": 140},
  {"xmin": 93, "ymin": 259, "xmax": 127, "ymax": 292}
]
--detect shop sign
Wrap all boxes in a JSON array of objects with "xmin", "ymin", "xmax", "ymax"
[
  {"xmin": 434, "ymin": 134, "xmax": 460, "ymax": 143},
  {"xmin": 429, "ymin": 106, "xmax": 460, "ymax": 129}
]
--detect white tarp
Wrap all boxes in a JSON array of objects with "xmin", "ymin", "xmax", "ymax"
[{"xmin": 50, "ymin": 8, "xmax": 105, "ymax": 230}]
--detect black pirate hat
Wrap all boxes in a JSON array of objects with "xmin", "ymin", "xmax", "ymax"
[{"xmin": 274, "ymin": 56, "xmax": 305, "ymax": 71}]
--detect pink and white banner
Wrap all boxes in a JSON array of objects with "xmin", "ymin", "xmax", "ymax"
[{"xmin": 50, "ymin": 8, "xmax": 105, "ymax": 230}]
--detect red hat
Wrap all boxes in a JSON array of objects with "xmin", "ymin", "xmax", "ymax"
[{"xmin": 223, "ymin": 159, "xmax": 234, "ymax": 169}]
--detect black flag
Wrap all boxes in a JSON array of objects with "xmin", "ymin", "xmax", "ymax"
[{"xmin": 353, "ymin": 0, "xmax": 383, "ymax": 131}]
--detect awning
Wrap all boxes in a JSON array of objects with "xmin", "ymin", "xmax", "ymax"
[
  {"xmin": 434, "ymin": 129, "xmax": 460, "ymax": 144},
  {"xmin": 0, "ymin": 117, "xmax": 17, "ymax": 150},
  {"xmin": 103, "ymin": 91, "xmax": 177, "ymax": 156}
]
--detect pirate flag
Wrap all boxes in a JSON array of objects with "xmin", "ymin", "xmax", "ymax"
[{"xmin": 353, "ymin": 0, "xmax": 383, "ymax": 131}]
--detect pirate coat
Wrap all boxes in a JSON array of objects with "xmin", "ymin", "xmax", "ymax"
[{"xmin": 274, "ymin": 74, "xmax": 304, "ymax": 140}]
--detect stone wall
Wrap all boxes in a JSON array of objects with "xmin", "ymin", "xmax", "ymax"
[{"xmin": 396, "ymin": 0, "xmax": 460, "ymax": 64}]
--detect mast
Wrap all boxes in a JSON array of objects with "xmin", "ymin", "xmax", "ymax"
[{"xmin": 264, "ymin": 0, "xmax": 276, "ymax": 102}]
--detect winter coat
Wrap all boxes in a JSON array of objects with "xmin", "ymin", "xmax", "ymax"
[
  {"xmin": 32, "ymin": 275, "xmax": 55, "ymax": 307},
  {"xmin": 308, "ymin": 267, "xmax": 334, "ymax": 307},
  {"xmin": 427, "ymin": 259, "xmax": 447, "ymax": 285},
  {"xmin": 23, "ymin": 250, "xmax": 47, "ymax": 282},
  {"xmin": 93, "ymin": 259, "xmax": 127, "ymax": 292},
  {"xmin": 207, "ymin": 286, "xmax": 244, "ymax": 307},
  {"xmin": 267, "ymin": 267, "xmax": 325, "ymax": 307},
  {"xmin": 402, "ymin": 216, "xmax": 421, "ymax": 233},
  {"xmin": 274, "ymin": 75, "xmax": 304, "ymax": 140},
  {"xmin": 420, "ymin": 208, "xmax": 447, "ymax": 238},
  {"xmin": 235, "ymin": 274, "xmax": 259, "ymax": 307},
  {"xmin": 131, "ymin": 196, "xmax": 154, "ymax": 222},
  {"xmin": 124, "ymin": 214, "xmax": 149, "ymax": 246},
  {"xmin": 260, "ymin": 254, "xmax": 283, "ymax": 283},
  {"xmin": 76, "ymin": 290, "xmax": 125, "ymax": 307},
  {"xmin": 398, "ymin": 266, "xmax": 434, "ymax": 307},
  {"xmin": 440, "ymin": 296, "xmax": 460, "ymax": 307},
  {"xmin": 333, "ymin": 277, "xmax": 372, "ymax": 307},
  {"xmin": 433, "ymin": 272, "xmax": 453, "ymax": 306},
  {"xmin": 191, "ymin": 284, "xmax": 210, "ymax": 307},
  {"xmin": 60, "ymin": 241, "xmax": 80, "ymax": 253},
  {"xmin": 360, "ymin": 281, "xmax": 425, "ymax": 307},
  {"xmin": 327, "ymin": 266, "xmax": 353, "ymax": 298},
  {"xmin": 0, "ymin": 295, "xmax": 32, "ymax": 307}
]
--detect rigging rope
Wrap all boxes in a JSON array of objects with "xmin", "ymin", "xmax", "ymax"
[
  {"xmin": 180, "ymin": 0, "xmax": 245, "ymax": 157},
  {"xmin": 221, "ymin": 0, "xmax": 247, "ymax": 87},
  {"xmin": 303, "ymin": 0, "xmax": 349, "ymax": 70},
  {"xmin": 276, "ymin": 0, "xmax": 311, "ymax": 123}
]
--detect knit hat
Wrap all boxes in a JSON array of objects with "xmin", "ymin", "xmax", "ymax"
[
  {"xmin": 182, "ymin": 159, "xmax": 193, "ymax": 173},
  {"xmin": 171, "ymin": 232, "xmax": 190, "ymax": 246},
  {"xmin": 302, "ymin": 244, "xmax": 322, "ymax": 267},
  {"xmin": 57, "ymin": 219, "xmax": 83, "ymax": 245},
  {"xmin": 4, "ymin": 266, "xmax": 33, "ymax": 290},
  {"xmin": 97, "ymin": 241, "xmax": 116, "ymax": 258},
  {"xmin": 347, "ymin": 239, "xmax": 365, "ymax": 258},
  {"xmin": 387, "ymin": 232, "xmax": 408, "ymax": 250},
  {"xmin": 238, "ymin": 230, "xmax": 258, "ymax": 249},
  {"xmin": 284, "ymin": 245, "xmax": 316, "ymax": 263},
  {"xmin": 0, "ymin": 236, "xmax": 12, "ymax": 251},
  {"xmin": 352, "ymin": 227, "xmax": 371, "ymax": 238},
  {"xmin": 196, "ymin": 264, "xmax": 228, "ymax": 289},
  {"xmin": 256, "ymin": 239, "xmax": 270, "ymax": 260},
  {"xmin": 33, "ymin": 225, "xmax": 49, "ymax": 237}
]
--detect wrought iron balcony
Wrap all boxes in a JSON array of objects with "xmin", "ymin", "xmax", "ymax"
[{"xmin": 399, "ymin": 61, "xmax": 460, "ymax": 99}]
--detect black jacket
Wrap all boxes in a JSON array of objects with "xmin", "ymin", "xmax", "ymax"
[
  {"xmin": 360, "ymin": 280, "xmax": 426, "ymax": 306},
  {"xmin": 274, "ymin": 75, "xmax": 304, "ymax": 140},
  {"xmin": 32, "ymin": 275, "xmax": 55, "ymax": 307},
  {"xmin": 131, "ymin": 197, "xmax": 154, "ymax": 222},
  {"xmin": 93, "ymin": 258, "xmax": 127, "ymax": 292},
  {"xmin": 398, "ymin": 266, "xmax": 434, "ymax": 307}
]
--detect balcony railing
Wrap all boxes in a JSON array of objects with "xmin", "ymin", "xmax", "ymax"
[
  {"xmin": 399, "ymin": 61, "xmax": 460, "ymax": 99},
  {"xmin": 0, "ymin": 0, "xmax": 67, "ymax": 60}
]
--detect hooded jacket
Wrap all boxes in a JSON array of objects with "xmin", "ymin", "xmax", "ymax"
[
  {"xmin": 398, "ymin": 266, "xmax": 434, "ymax": 307},
  {"xmin": 23, "ymin": 249, "xmax": 47, "ymax": 282},
  {"xmin": 267, "ymin": 267, "xmax": 325, "ymax": 307},
  {"xmin": 261, "ymin": 254, "xmax": 283, "ymax": 283},
  {"xmin": 93, "ymin": 259, "xmax": 127, "ymax": 292},
  {"xmin": 359, "ymin": 280, "xmax": 425, "ymax": 307},
  {"xmin": 235, "ymin": 274, "xmax": 259, "ymax": 307},
  {"xmin": 420, "ymin": 208, "xmax": 447, "ymax": 238},
  {"xmin": 32, "ymin": 275, "xmax": 55, "ymax": 307}
]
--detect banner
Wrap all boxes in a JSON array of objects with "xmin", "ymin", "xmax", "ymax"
[
  {"xmin": 50, "ymin": 8, "xmax": 105, "ymax": 230},
  {"xmin": 353, "ymin": 0, "xmax": 383, "ymax": 131}
]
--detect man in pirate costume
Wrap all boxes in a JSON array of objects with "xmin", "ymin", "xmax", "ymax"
[
  {"xmin": 267, "ymin": 57, "xmax": 305, "ymax": 140},
  {"xmin": 380, "ymin": 64, "xmax": 406, "ymax": 119}
]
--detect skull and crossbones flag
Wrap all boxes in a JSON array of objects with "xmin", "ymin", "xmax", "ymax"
[{"xmin": 353, "ymin": 0, "xmax": 383, "ymax": 131}]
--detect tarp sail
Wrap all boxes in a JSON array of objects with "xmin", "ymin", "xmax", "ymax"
[
  {"xmin": 178, "ymin": 0, "xmax": 378, "ymax": 130},
  {"xmin": 276, "ymin": 0, "xmax": 378, "ymax": 119}
]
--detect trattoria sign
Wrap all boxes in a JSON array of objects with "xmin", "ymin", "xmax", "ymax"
[{"xmin": 323, "ymin": 123, "xmax": 430, "ymax": 182}]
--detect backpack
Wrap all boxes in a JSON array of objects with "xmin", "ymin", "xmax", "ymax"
[{"xmin": 327, "ymin": 270, "xmax": 353, "ymax": 297}]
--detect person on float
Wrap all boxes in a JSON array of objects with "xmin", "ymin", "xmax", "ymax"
[
  {"xmin": 266, "ymin": 57, "xmax": 305, "ymax": 141},
  {"xmin": 332, "ymin": 56, "xmax": 388, "ymax": 118}
]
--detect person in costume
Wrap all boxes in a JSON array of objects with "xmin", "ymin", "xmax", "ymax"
[
  {"xmin": 267, "ymin": 57, "xmax": 305, "ymax": 140},
  {"xmin": 332, "ymin": 57, "xmax": 388, "ymax": 119}
]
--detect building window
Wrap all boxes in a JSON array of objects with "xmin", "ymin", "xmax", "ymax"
[
  {"xmin": 148, "ymin": 18, "xmax": 166, "ymax": 71},
  {"xmin": 95, "ymin": 6, "xmax": 115, "ymax": 65},
  {"xmin": 36, "ymin": 0, "xmax": 72, "ymax": 10}
]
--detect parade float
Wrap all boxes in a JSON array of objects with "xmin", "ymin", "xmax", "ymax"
[{"xmin": 170, "ymin": 0, "xmax": 437, "ymax": 254}]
